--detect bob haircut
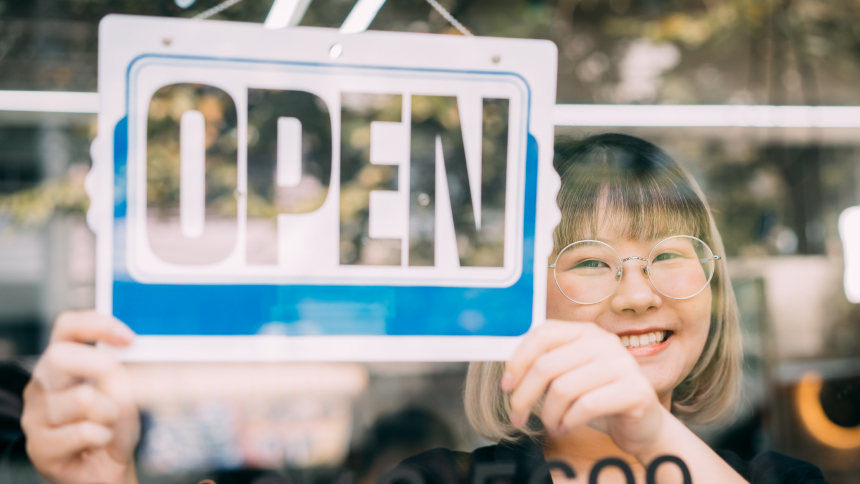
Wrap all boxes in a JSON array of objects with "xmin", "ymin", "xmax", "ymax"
[{"xmin": 465, "ymin": 133, "xmax": 742, "ymax": 442}]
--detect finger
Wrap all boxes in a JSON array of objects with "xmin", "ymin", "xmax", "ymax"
[
  {"xmin": 27, "ymin": 421, "xmax": 114, "ymax": 462},
  {"xmin": 539, "ymin": 360, "xmax": 623, "ymax": 433},
  {"xmin": 32, "ymin": 342, "xmax": 122, "ymax": 392},
  {"xmin": 44, "ymin": 383, "xmax": 120, "ymax": 427},
  {"xmin": 51, "ymin": 310, "xmax": 135, "ymax": 346},
  {"xmin": 503, "ymin": 322, "xmax": 598, "ymax": 391},
  {"xmin": 20, "ymin": 380, "xmax": 47, "ymax": 439},
  {"xmin": 507, "ymin": 342, "xmax": 598, "ymax": 426},
  {"xmin": 558, "ymin": 379, "xmax": 649, "ymax": 434}
]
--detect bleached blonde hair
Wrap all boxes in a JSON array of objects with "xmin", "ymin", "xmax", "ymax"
[{"xmin": 464, "ymin": 134, "xmax": 742, "ymax": 442}]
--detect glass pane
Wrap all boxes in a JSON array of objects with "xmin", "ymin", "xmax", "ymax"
[{"xmin": 3, "ymin": 2, "xmax": 860, "ymax": 483}]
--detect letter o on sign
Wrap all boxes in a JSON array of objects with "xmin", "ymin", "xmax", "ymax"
[
  {"xmin": 646, "ymin": 455, "xmax": 692, "ymax": 484},
  {"xmin": 589, "ymin": 458, "xmax": 634, "ymax": 484}
]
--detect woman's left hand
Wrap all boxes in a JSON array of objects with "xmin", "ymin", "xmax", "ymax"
[{"xmin": 503, "ymin": 320, "xmax": 668, "ymax": 457}]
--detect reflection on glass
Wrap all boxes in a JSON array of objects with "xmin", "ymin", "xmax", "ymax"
[
  {"xmin": 146, "ymin": 83, "xmax": 238, "ymax": 265},
  {"xmin": 340, "ymin": 93, "xmax": 402, "ymax": 266},
  {"xmin": 246, "ymin": 89, "xmax": 333, "ymax": 265},
  {"xmin": 795, "ymin": 371, "xmax": 860, "ymax": 450}
]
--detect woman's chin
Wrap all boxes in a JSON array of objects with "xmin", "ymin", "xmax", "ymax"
[{"xmin": 638, "ymin": 362, "xmax": 685, "ymax": 398}]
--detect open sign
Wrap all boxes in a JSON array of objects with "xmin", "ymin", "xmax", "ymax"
[{"xmin": 91, "ymin": 15, "xmax": 559, "ymax": 360}]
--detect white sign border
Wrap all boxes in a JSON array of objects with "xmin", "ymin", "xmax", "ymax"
[{"xmin": 93, "ymin": 15, "xmax": 560, "ymax": 362}]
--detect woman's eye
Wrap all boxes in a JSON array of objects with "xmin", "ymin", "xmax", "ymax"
[
  {"xmin": 573, "ymin": 259, "xmax": 609, "ymax": 269},
  {"xmin": 653, "ymin": 252, "xmax": 683, "ymax": 262}
]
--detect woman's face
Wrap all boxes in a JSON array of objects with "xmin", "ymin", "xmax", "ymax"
[{"xmin": 546, "ymin": 229, "xmax": 712, "ymax": 401}]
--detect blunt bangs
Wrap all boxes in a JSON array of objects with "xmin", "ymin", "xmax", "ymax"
[{"xmin": 553, "ymin": 134, "xmax": 710, "ymax": 251}]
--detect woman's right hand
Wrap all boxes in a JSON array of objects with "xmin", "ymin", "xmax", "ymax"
[{"xmin": 21, "ymin": 310, "xmax": 141, "ymax": 484}]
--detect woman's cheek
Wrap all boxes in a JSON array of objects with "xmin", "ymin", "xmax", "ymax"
[
  {"xmin": 546, "ymin": 285, "xmax": 600, "ymax": 322},
  {"xmin": 680, "ymin": 293, "xmax": 712, "ymax": 372},
  {"xmin": 546, "ymin": 272, "xmax": 571, "ymax": 320},
  {"xmin": 694, "ymin": 292, "xmax": 713, "ymax": 340}
]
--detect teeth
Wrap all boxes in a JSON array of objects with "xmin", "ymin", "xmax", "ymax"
[{"xmin": 622, "ymin": 331, "xmax": 668, "ymax": 349}]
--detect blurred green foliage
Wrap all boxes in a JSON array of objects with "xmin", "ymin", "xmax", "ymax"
[
  {"xmin": 147, "ymin": 83, "xmax": 239, "ymax": 219},
  {"xmin": 0, "ymin": 169, "xmax": 88, "ymax": 226}
]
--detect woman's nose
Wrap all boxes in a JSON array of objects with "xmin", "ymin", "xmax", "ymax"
[{"xmin": 610, "ymin": 261, "xmax": 662, "ymax": 314}]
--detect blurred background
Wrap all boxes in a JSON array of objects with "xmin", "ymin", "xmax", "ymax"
[{"xmin": 0, "ymin": 0, "xmax": 859, "ymax": 482}]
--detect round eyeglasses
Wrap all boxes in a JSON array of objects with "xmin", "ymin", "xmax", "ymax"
[{"xmin": 549, "ymin": 235, "xmax": 722, "ymax": 305}]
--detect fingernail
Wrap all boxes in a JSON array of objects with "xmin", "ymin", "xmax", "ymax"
[
  {"xmin": 501, "ymin": 372, "xmax": 513, "ymax": 391},
  {"xmin": 113, "ymin": 324, "xmax": 136, "ymax": 343}
]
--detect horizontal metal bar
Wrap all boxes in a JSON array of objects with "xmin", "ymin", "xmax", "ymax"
[
  {"xmin": 0, "ymin": 91, "xmax": 97, "ymax": 113},
  {"xmin": 554, "ymin": 104, "xmax": 860, "ymax": 128},
  {"xmin": 3, "ymin": 89, "xmax": 860, "ymax": 130}
]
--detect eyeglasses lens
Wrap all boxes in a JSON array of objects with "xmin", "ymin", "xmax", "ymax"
[
  {"xmin": 553, "ymin": 240, "xmax": 621, "ymax": 304},
  {"xmin": 553, "ymin": 236, "xmax": 716, "ymax": 303},
  {"xmin": 648, "ymin": 236, "xmax": 715, "ymax": 299}
]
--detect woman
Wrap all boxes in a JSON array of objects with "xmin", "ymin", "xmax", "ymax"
[
  {"xmin": 396, "ymin": 134, "xmax": 827, "ymax": 484},
  {"xmin": 21, "ymin": 134, "xmax": 827, "ymax": 484}
]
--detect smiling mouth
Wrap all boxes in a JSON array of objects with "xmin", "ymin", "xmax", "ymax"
[{"xmin": 621, "ymin": 331, "xmax": 672, "ymax": 350}]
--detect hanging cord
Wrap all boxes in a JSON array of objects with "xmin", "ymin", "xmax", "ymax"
[
  {"xmin": 190, "ymin": 0, "xmax": 474, "ymax": 36},
  {"xmin": 424, "ymin": 0, "xmax": 473, "ymax": 36},
  {"xmin": 192, "ymin": 0, "xmax": 246, "ymax": 20}
]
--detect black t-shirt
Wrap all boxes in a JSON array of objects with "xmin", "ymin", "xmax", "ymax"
[{"xmin": 395, "ymin": 437, "xmax": 828, "ymax": 484}]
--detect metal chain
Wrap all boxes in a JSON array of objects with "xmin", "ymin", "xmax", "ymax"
[
  {"xmin": 424, "ymin": 0, "xmax": 474, "ymax": 36},
  {"xmin": 192, "ymin": 0, "xmax": 246, "ymax": 20},
  {"xmin": 191, "ymin": 0, "xmax": 474, "ymax": 37}
]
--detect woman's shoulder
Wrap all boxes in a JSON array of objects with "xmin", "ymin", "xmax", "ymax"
[{"xmin": 715, "ymin": 449, "xmax": 829, "ymax": 484}]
